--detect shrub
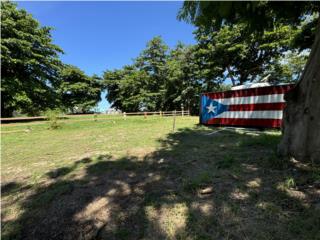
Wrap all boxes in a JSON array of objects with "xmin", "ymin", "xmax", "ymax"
[{"xmin": 45, "ymin": 109, "xmax": 62, "ymax": 129}]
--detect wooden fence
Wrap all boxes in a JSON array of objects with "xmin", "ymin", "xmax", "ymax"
[{"xmin": 1, "ymin": 110, "xmax": 191, "ymax": 124}]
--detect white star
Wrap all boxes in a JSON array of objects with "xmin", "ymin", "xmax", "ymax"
[{"xmin": 206, "ymin": 102, "xmax": 217, "ymax": 114}]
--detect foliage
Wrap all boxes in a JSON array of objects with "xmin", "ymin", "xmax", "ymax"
[
  {"xmin": 194, "ymin": 23, "xmax": 299, "ymax": 86},
  {"xmin": 178, "ymin": 1, "xmax": 319, "ymax": 49},
  {"xmin": 104, "ymin": 37, "xmax": 170, "ymax": 112},
  {"xmin": 178, "ymin": 2, "xmax": 320, "ymax": 32},
  {"xmin": 104, "ymin": 36, "xmax": 235, "ymax": 114},
  {"xmin": 165, "ymin": 43, "xmax": 202, "ymax": 113},
  {"xmin": 103, "ymin": 3, "xmax": 316, "ymax": 113},
  {"xmin": 58, "ymin": 65, "xmax": 102, "ymax": 113},
  {"xmin": 1, "ymin": 1, "xmax": 63, "ymax": 117},
  {"xmin": 284, "ymin": 177, "xmax": 296, "ymax": 189},
  {"xmin": 262, "ymin": 51, "xmax": 309, "ymax": 83},
  {"xmin": 103, "ymin": 28, "xmax": 306, "ymax": 114},
  {"xmin": 104, "ymin": 66, "xmax": 152, "ymax": 112},
  {"xmin": 133, "ymin": 36, "xmax": 169, "ymax": 111},
  {"xmin": 1, "ymin": 2, "xmax": 102, "ymax": 117},
  {"xmin": 292, "ymin": 13, "xmax": 319, "ymax": 51},
  {"xmin": 45, "ymin": 109, "xmax": 61, "ymax": 129}
]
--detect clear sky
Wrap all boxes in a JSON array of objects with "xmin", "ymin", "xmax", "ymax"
[{"xmin": 17, "ymin": 1, "xmax": 196, "ymax": 112}]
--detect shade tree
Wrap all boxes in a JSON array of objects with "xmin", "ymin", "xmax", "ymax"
[{"xmin": 178, "ymin": 1, "xmax": 320, "ymax": 163}]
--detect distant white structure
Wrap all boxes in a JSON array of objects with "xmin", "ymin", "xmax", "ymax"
[
  {"xmin": 106, "ymin": 108, "xmax": 122, "ymax": 115},
  {"xmin": 231, "ymin": 82, "xmax": 289, "ymax": 90}
]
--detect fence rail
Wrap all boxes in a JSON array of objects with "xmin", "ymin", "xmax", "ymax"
[{"xmin": 1, "ymin": 110, "xmax": 191, "ymax": 124}]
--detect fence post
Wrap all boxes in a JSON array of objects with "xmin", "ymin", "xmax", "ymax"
[
  {"xmin": 172, "ymin": 110, "xmax": 176, "ymax": 132},
  {"xmin": 160, "ymin": 111, "xmax": 162, "ymax": 117},
  {"xmin": 123, "ymin": 112, "xmax": 127, "ymax": 120}
]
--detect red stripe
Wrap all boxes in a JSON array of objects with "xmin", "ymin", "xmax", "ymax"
[
  {"xmin": 204, "ymin": 84, "xmax": 294, "ymax": 99},
  {"xmin": 228, "ymin": 103, "xmax": 286, "ymax": 111},
  {"xmin": 206, "ymin": 118, "xmax": 282, "ymax": 128}
]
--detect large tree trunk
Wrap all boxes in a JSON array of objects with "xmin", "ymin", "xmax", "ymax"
[{"xmin": 278, "ymin": 20, "xmax": 320, "ymax": 164}]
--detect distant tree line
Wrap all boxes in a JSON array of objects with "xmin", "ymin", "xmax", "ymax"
[{"xmin": 1, "ymin": 1, "xmax": 315, "ymax": 117}]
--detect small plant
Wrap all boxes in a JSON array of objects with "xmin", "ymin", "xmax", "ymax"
[
  {"xmin": 285, "ymin": 177, "xmax": 296, "ymax": 189},
  {"xmin": 45, "ymin": 109, "xmax": 61, "ymax": 129}
]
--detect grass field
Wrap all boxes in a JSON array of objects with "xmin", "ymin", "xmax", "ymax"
[{"xmin": 1, "ymin": 116, "xmax": 320, "ymax": 240}]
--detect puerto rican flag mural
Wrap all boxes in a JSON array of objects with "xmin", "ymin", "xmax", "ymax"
[{"xmin": 200, "ymin": 84, "xmax": 295, "ymax": 128}]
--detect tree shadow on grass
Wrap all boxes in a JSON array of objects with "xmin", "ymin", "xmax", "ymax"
[{"xmin": 2, "ymin": 127, "xmax": 320, "ymax": 240}]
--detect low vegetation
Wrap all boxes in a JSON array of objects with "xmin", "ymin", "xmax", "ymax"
[{"xmin": 1, "ymin": 116, "xmax": 319, "ymax": 239}]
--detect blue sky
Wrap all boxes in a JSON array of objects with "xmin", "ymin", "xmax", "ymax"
[{"xmin": 17, "ymin": 1, "xmax": 196, "ymax": 112}]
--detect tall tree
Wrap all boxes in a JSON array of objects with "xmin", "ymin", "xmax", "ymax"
[
  {"xmin": 59, "ymin": 65, "xmax": 102, "ymax": 113},
  {"xmin": 104, "ymin": 37, "xmax": 169, "ymax": 112},
  {"xmin": 135, "ymin": 36, "xmax": 169, "ymax": 110},
  {"xmin": 104, "ymin": 65, "xmax": 159, "ymax": 112},
  {"xmin": 165, "ymin": 43, "xmax": 201, "ymax": 113},
  {"xmin": 103, "ymin": 65, "xmax": 135, "ymax": 111},
  {"xmin": 1, "ymin": 1, "xmax": 63, "ymax": 117},
  {"xmin": 179, "ymin": 1, "xmax": 320, "ymax": 163},
  {"xmin": 103, "ymin": 37, "xmax": 233, "ymax": 114}
]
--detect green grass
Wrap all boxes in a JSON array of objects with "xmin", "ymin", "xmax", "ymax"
[
  {"xmin": 1, "ymin": 116, "xmax": 193, "ymax": 182},
  {"xmin": 1, "ymin": 116, "xmax": 320, "ymax": 240}
]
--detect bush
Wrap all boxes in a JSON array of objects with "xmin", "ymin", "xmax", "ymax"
[{"xmin": 45, "ymin": 109, "xmax": 62, "ymax": 129}]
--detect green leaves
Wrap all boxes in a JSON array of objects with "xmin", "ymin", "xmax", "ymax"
[
  {"xmin": 103, "ymin": 37, "xmax": 169, "ymax": 112},
  {"xmin": 179, "ymin": 1, "xmax": 319, "ymax": 32},
  {"xmin": 194, "ymin": 20, "xmax": 307, "ymax": 86},
  {"xmin": 1, "ymin": 1, "xmax": 63, "ymax": 117},
  {"xmin": 103, "ymin": 38, "xmax": 204, "ymax": 114},
  {"xmin": 59, "ymin": 65, "xmax": 102, "ymax": 113},
  {"xmin": 1, "ymin": 2, "xmax": 102, "ymax": 116}
]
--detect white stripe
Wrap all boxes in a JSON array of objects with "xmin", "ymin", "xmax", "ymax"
[
  {"xmin": 215, "ymin": 94, "xmax": 284, "ymax": 105},
  {"xmin": 214, "ymin": 110, "xmax": 283, "ymax": 119}
]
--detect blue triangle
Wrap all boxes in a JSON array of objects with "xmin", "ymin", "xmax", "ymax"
[{"xmin": 201, "ymin": 96, "xmax": 229, "ymax": 123}]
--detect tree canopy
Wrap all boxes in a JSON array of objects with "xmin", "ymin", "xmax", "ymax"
[
  {"xmin": 58, "ymin": 65, "xmax": 102, "ymax": 113},
  {"xmin": 194, "ymin": 22, "xmax": 300, "ymax": 86},
  {"xmin": 1, "ymin": 1, "xmax": 102, "ymax": 117},
  {"xmin": 178, "ymin": 1, "xmax": 319, "ymax": 33},
  {"xmin": 1, "ymin": 1, "xmax": 63, "ymax": 117},
  {"xmin": 104, "ymin": 37, "xmax": 205, "ymax": 113}
]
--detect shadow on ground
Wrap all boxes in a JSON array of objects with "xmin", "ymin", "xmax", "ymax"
[{"xmin": 2, "ymin": 127, "xmax": 320, "ymax": 240}]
